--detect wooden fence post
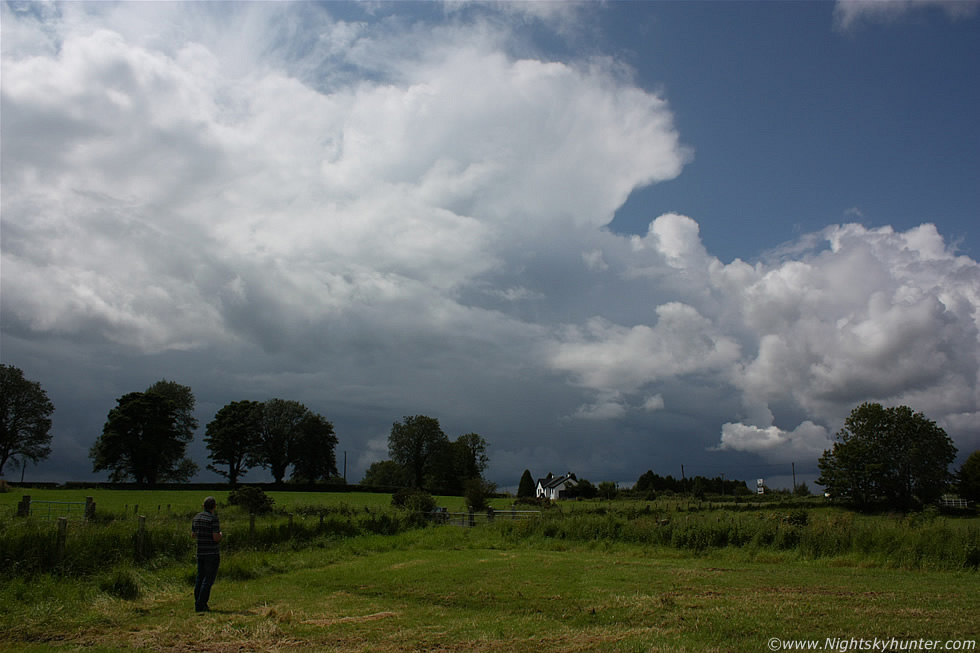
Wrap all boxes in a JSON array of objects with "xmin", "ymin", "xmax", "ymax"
[
  {"xmin": 17, "ymin": 495, "xmax": 31, "ymax": 517},
  {"xmin": 56, "ymin": 517, "xmax": 68, "ymax": 563},
  {"xmin": 85, "ymin": 497, "xmax": 95, "ymax": 521},
  {"xmin": 136, "ymin": 515, "xmax": 146, "ymax": 561}
]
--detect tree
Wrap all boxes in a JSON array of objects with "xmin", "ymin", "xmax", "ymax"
[
  {"xmin": 818, "ymin": 402, "xmax": 957, "ymax": 509},
  {"xmin": 517, "ymin": 469, "xmax": 535, "ymax": 498},
  {"xmin": 388, "ymin": 415, "xmax": 449, "ymax": 488},
  {"xmin": 455, "ymin": 433, "xmax": 489, "ymax": 476},
  {"xmin": 361, "ymin": 460, "xmax": 412, "ymax": 487},
  {"xmin": 146, "ymin": 379, "xmax": 198, "ymax": 442},
  {"xmin": 0, "ymin": 365, "xmax": 55, "ymax": 476},
  {"xmin": 289, "ymin": 412, "xmax": 339, "ymax": 482},
  {"xmin": 566, "ymin": 478, "xmax": 597, "ymax": 500},
  {"xmin": 635, "ymin": 470, "xmax": 656, "ymax": 493},
  {"xmin": 598, "ymin": 481, "xmax": 618, "ymax": 500},
  {"xmin": 204, "ymin": 400, "xmax": 262, "ymax": 484},
  {"xmin": 90, "ymin": 390, "xmax": 198, "ymax": 484},
  {"xmin": 957, "ymin": 451, "xmax": 980, "ymax": 502},
  {"xmin": 429, "ymin": 432, "xmax": 490, "ymax": 493},
  {"xmin": 253, "ymin": 398, "xmax": 309, "ymax": 484}
]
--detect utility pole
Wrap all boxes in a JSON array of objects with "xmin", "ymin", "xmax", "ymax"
[
  {"xmin": 681, "ymin": 464, "xmax": 685, "ymax": 481},
  {"xmin": 792, "ymin": 462, "xmax": 796, "ymax": 492}
]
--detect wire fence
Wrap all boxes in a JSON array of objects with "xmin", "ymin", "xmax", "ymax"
[{"xmin": 429, "ymin": 509, "xmax": 540, "ymax": 527}]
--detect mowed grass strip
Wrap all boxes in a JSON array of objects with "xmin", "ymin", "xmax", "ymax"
[{"xmin": 2, "ymin": 531, "xmax": 977, "ymax": 653}]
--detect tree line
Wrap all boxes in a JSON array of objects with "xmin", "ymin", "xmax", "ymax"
[
  {"xmin": 514, "ymin": 469, "xmax": 750, "ymax": 502},
  {"xmin": 0, "ymin": 364, "xmax": 493, "ymax": 491},
  {"xmin": 2, "ymin": 364, "xmax": 980, "ymax": 508},
  {"xmin": 88, "ymin": 380, "xmax": 340, "ymax": 485},
  {"xmin": 360, "ymin": 415, "xmax": 492, "ymax": 495}
]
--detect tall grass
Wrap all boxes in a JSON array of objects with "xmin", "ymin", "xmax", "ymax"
[
  {"xmin": 3, "ymin": 500, "xmax": 978, "ymax": 580},
  {"xmin": 0, "ymin": 502, "xmax": 418, "ymax": 579},
  {"xmin": 486, "ymin": 506, "xmax": 979, "ymax": 570}
]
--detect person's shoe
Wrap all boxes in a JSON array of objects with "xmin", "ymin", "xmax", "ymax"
[{"xmin": 195, "ymin": 605, "xmax": 209, "ymax": 613}]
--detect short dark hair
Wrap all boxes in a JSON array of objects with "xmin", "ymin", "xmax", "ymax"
[{"xmin": 203, "ymin": 496, "xmax": 217, "ymax": 511}]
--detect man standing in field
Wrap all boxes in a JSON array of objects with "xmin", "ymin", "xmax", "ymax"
[{"xmin": 191, "ymin": 496, "xmax": 222, "ymax": 613}]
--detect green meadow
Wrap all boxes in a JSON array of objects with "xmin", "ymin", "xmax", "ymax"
[{"xmin": 1, "ymin": 488, "xmax": 978, "ymax": 652}]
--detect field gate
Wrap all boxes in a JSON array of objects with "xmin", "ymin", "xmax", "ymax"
[{"xmin": 16, "ymin": 495, "xmax": 96, "ymax": 520}]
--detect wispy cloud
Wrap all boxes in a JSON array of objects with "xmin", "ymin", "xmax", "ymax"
[{"xmin": 834, "ymin": 0, "xmax": 980, "ymax": 31}]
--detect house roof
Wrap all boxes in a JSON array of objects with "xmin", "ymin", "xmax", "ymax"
[{"xmin": 537, "ymin": 473, "xmax": 576, "ymax": 489}]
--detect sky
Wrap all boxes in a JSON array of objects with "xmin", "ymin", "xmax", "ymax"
[{"xmin": 1, "ymin": 0, "xmax": 978, "ymax": 491}]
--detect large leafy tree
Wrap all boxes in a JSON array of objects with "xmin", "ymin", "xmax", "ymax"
[
  {"xmin": 635, "ymin": 470, "xmax": 656, "ymax": 493},
  {"xmin": 430, "ymin": 433, "xmax": 490, "ymax": 493},
  {"xmin": 289, "ymin": 412, "xmax": 339, "ymax": 483},
  {"xmin": 146, "ymin": 379, "xmax": 198, "ymax": 442},
  {"xmin": 91, "ymin": 390, "xmax": 198, "ymax": 484},
  {"xmin": 455, "ymin": 433, "xmax": 489, "ymax": 478},
  {"xmin": 204, "ymin": 400, "xmax": 262, "ymax": 485},
  {"xmin": 0, "ymin": 365, "xmax": 55, "ymax": 475},
  {"xmin": 388, "ymin": 415, "xmax": 449, "ymax": 488},
  {"xmin": 957, "ymin": 451, "xmax": 980, "ymax": 502},
  {"xmin": 818, "ymin": 402, "xmax": 957, "ymax": 509},
  {"xmin": 253, "ymin": 398, "xmax": 309, "ymax": 484}
]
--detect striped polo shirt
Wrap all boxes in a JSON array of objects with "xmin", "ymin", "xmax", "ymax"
[{"xmin": 192, "ymin": 510, "xmax": 220, "ymax": 556}]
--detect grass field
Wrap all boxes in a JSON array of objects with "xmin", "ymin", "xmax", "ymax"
[
  {"xmin": 1, "ymin": 488, "xmax": 978, "ymax": 652},
  {"xmin": 0, "ymin": 487, "xmax": 469, "ymax": 515}
]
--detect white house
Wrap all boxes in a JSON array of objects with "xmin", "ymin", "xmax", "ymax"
[{"xmin": 536, "ymin": 472, "xmax": 577, "ymax": 501}]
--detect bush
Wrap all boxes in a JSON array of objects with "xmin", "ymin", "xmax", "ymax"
[
  {"xmin": 782, "ymin": 509, "xmax": 809, "ymax": 527},
  {"xmin": 391, "ymin": 488, "xmax": 436, "ymax": 513},
  {"xmin": 514, "ymin": 495, "xmax": 550, "ymax": 508},
  {"xmin": 228, "ymin": 486, "xmax": 274, "ymax": 514},
  {"xmin": 464, "ymin": 478, "xmax": 496, "ymax": 512}
]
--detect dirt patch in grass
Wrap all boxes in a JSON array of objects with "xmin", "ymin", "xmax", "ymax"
[
  {"xmin": 755, "ymin": 586, "xmax": 892, "ymax": 598},
  {"xmin": 302, "ymin": 611, "xmax": 398, "ymax": 626},
  {"xmin": 389, "ymin": 559, "xmax": 427, "ymax": 570}
]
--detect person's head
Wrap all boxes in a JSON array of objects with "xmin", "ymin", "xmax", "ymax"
[{"xmin": 203, "ymin": 496, "xmax": 217, "ymax": 512}]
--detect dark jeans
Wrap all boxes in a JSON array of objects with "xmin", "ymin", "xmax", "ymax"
[{"xmin": 194, "ymin": 553, "xmax": 220, "ymax": 611}]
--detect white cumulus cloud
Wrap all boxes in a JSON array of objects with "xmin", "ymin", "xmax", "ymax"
[
  {"xmin": 547, "ymin": 216, "xmax": 979, "ymax": 462},
  {"xmin": 1, "ymin": 2, "xmax": 691, "ymax": 355}
]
